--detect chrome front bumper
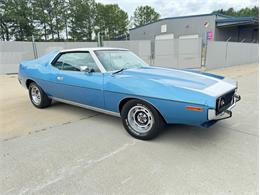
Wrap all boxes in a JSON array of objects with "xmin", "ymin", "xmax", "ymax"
[{"xmin": 208, "ymin": 94, "xmax": 241, "ymax": 121}]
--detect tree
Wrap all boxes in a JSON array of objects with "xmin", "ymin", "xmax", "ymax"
[
  {"xmin": 0, "ymin": 0, "xmax": 128, "ymax": 41},
  {"xmin": 213, "ymin": 6, "xmax": 259, "ymax": 17},
  {"xmin": 94, "ymin": 3, "xmax": 128, "ymax": 40},
  {"xmin": 0, "ymin": 0, "xmax": 35, "ymax": 41},
  {"xmin": 32, "ymin": 0, "xmax": 67, "ymax": 41},
  {"xmin": 0, "ymin": 0, "xmax": 12, "ymax": 41},
  {"xmin": 31, "ymin": 0, "xmax": 51, "ymax": 40},
  {"xmin": 238, "ymin": 6, "xmax": 258, "ymax": 17},
  {"xmin": 133, "ymin": 5, "xmax": 160, "ymax": 27},
  {"xmin": 52, "ymin": 0, "xmax": 66, "ymax": 40},
  {"xmin": 69, "ymin": 0, "xmax": 96, "ymax": 41}
]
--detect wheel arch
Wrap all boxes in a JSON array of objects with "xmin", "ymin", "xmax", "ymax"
[
  {"xmin": 118, "ymin": 97, "xmax": 167, "ymax": 124},
  {"xmin": 26, "ymin": 79, "xmax": 36, "ymax": 89}
]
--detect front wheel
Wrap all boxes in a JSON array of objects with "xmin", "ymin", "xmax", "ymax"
[
  {"xmin": 121, "ymin": 100, "xmax": 165, "ymax": 140},
  {"xmin": 29, "ymin": 82, "xmax": 52, "ymax": 108}
]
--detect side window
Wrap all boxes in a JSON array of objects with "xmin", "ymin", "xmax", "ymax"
[{"xmin": 52, "ymin": 52, "xmax": 100, "ymax": 72}]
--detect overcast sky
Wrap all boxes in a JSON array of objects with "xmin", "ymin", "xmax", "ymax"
[{"xmin": 96, "ymin": 0, "xmax": 258, "ymax": 18}]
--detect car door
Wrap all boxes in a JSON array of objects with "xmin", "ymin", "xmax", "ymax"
[{"xmin": 48, "ymin": 51, "xmax": 104, "ymax": 109}]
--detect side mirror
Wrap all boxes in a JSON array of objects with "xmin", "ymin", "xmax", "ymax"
[{"xmin": 80, "ymin": 66, "xmax": 90, "ymax": 72}]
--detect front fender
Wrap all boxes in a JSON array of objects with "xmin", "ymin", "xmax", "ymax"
[{"xmin": 103, "ymin": 90, "xmax": 209, "ymax": 125}]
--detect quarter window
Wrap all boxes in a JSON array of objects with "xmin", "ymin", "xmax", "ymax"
[{"xmin": 52, "ymin": 52, "xmax": 100, "ymax": 72}]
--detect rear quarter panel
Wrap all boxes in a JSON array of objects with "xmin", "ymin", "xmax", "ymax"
[{"xmin": 18, "ymin": 51, "xmax": 58, "ymax": 88}]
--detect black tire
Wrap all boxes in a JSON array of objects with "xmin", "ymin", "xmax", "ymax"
[
  {"xmin": 121, "ymin": 99, "xmax": 165, "ymax": 140},
  {"xmin": 29, "ymin": 82, "xmax": 52, "ymax": 108}
]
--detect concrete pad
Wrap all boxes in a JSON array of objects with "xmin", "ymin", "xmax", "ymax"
[
  {"xmin": 0, "ymin": 64, "xmax": 258, "ymax": 194},
  {"xmin": 0, "ymin": 75, "xmax": 99, "ymax": 140}
]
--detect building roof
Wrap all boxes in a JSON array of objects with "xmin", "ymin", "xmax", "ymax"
[
  {"xmin": 216, "ymin": 16, "xmax": 259, "ymax": 28},
  {"xmin": 129, "ymin": 13, "xmax": 220, "ymax": 31},
  {"xmin": 129, "ymin": 13, "xmax": 258, "ymax": 31}
]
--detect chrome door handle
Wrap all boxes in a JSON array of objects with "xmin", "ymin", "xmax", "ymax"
[{"xmin": 57, "ymin": 76, "xmax": 63, "ymax": 81}]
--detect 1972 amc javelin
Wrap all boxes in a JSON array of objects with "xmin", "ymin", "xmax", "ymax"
[{"xmin": 18, "ymin": 48, "xmax": 241, "ymax": 140}]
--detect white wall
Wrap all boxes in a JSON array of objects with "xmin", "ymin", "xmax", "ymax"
[
  {"xmin": 1, "ymin": 40, "xmax": 258, "ymax": 74},
  {"xmin": 36, "ymin": 42, "xmax": 98, "ymax": 57},
  {"xmin": 206, "ymin": 41, "xmax": 259, "ymax": 69},
  {"xmin": 0, "ymin": 41, "xmax": 151, "ymax": 74},
  {"xmin": 0, "ymin": 41, "xmax": 97, "ymax": 74},
  {"xmin": 103, "ymin": 40, "xmax": 151, "ymax": 64},
  {"xmin": 154, "ymin": 38, "xmax": 202, "ymax": 68},
  {"xmin": 0, "ymin": 42, "xmax": 34, "ymax": 74}
]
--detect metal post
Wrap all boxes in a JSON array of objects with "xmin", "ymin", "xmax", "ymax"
[
  {"xmin": 203, "ymin": 31, "xmax": 208, "ymax": 68},
  {"xmin": 225, "ymin": 37, "xmax": 231, "ymax": 66},
  {"xmin": 65, "ymin": 17, "xmax": 68, "ymax": 40},
  {"xmin": 32, "ymin": 35, "xmax": 38, "ymax": 59},
  {"xmin": 97, "ymin": 32, "xmax": 101, "ymax": 47}
]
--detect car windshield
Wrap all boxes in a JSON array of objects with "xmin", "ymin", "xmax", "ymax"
[{"xmin": 95, "ymin": 50, "xmax": 149, "ymax": 71}]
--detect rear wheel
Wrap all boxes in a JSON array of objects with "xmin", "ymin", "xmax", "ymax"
[
  {"xmin": 121, "ymin": 99, "xmax": 164, "ymax": 140},
  {"xmin": 29, "ymin": 82, "xmax": 52, "ymax": 108}
]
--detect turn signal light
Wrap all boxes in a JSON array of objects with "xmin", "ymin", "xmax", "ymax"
[{"xmin": 186, "ymin": 106, "xmax": 203, "ymax": 112}]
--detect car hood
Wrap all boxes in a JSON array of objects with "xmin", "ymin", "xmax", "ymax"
[
  {"xmin": 123, "ymin": 66, "xmax": 218, "ymax": 90},
  {"xmin": 105, "ymin": 66, "xmax": 237, "ymax": 107}
]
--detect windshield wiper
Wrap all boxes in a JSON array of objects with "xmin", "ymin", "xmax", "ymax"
[{"xmin": 112, "ymin": 68, "xmax": 126, "ymax": 75}]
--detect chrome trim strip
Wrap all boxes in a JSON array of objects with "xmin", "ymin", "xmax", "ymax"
[{"xmin": 50, "ymin": 97, "xmax": 120, "ymax": 117}]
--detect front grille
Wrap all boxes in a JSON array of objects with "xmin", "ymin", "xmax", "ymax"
[{"xmin": 216, "ymin": 90, "xmax": 235, "ymax": 114}]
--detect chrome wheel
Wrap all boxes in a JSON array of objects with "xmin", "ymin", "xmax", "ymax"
[
  {"xmin": 31, "ymin": 85, "xmax": 41, "ymax": 105},
  {"xmin": 127, "ymin": 105, "xmax": 154, "ymax": 133}
]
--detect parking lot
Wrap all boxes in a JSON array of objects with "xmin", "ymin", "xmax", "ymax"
[{"xmin": 0, "ymin": 63, "xmax": 258, "ymax": 194}]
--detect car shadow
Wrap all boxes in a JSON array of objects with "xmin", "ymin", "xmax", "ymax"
[
  {"xmin": 157, "ymin": 123, "xmax": 225, "ymax": 145},
  {"xmin": 50, "ymin": 101, "xmax": 224, "ymax": 145}
]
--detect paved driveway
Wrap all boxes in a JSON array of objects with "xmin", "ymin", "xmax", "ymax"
[{"xmin": 0, "ymin": 64, "xmax": 258, "ymax": 195}]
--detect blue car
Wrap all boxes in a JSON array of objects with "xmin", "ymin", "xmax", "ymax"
[{"xmin": 18, "ymin": 48, "xmax": 241, "ymax": 140}]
